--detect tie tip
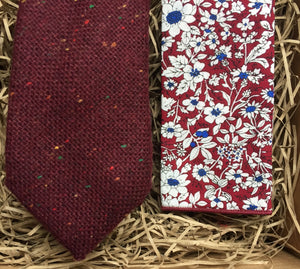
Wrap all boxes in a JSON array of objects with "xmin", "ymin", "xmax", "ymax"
[{"xmin": 72, "ymin": 252, "xmax": 87, "ymax": 261}]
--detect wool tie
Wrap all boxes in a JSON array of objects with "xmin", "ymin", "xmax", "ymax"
[
  {"xmin": 161, "ymin": 0, "xmax": 274, "ymax": 214},
  {"xmin": 5, "ymin": 0, "xmax": 152, "ymax": 260}
]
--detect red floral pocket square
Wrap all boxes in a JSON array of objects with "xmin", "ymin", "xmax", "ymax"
[{"xmin": 161, "ymin": 0, "xmax": 274, "ymax": 214}]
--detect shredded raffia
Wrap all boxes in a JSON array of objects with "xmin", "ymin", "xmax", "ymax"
[{"xmin": 0, "ymin": 0, "xmax": 300, "ymax": 268}]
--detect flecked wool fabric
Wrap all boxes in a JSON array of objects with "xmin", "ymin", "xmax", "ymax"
[{"xmin": 5, "ymin": 0, "xmax": 152, "ymax": 260}]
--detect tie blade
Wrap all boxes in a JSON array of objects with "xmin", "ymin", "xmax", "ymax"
[{"xmin": 5, "ymin": 0, "xmax": 152, "ymax": 259}]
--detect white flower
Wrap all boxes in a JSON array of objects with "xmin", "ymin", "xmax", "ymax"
[
  {"xmin": 234, "ymin": 50, "xmax": 244, "ymax": 58},
  {"xmin": 209, "ymin": 45, "xmax": 232, "ymax": 66},
  {"xmin": 242, "ymin": 89, "xmax": 251, "ymax": 97},
  {"xmin": 261, "ymin": 88, "xmax": 274, "ymax": 103},
  {"xmin": 242, "ymin": 196, "xmax": 268, "ymax": 211},
  {"xmin": 209, "ymin": 194, "xmax": 226, "ymax": 209},
  {"xmin": 200, "ymin": 25, "xmax": 215, "ymax": 37},
  {"xmin": 226, "ymin": 201, "xmax": 239, "ymax": 210},
  {"xmin": 176, "ymin": 32, "xmax": 192, "ymax": 51},
  {"xmin": 200, "ymin": 8, "xmax": 226, "ymax": 25},
  {"xmin": 215, "ymin": 0, "xmax": 229, "ymax": 8},
  {"xmin": 231, "ymin": 65, "xmax": 250, "ymax": 82},
  {"xmin": 164, "ymin": 79, "xmax": 178, "ymax": 91},
  {"xmin": 240, "ymin": 181, "xmax": 247, "ymax": 190},
  {"xmin": 161, "ymin": 196, "xmax": 180, "ymax": 207},
  {"xmin": 162, "ymin": 36, "xmax": 175, "ymax": 52},
  {"xmin": 204, "ymin": 103, "xmax": 229, "ymax": 125},
  {"xmin": 183, "ymin": 62, "xmax": 209, "ymax": 91},
  {"xmin": 209, "ymin": 74, "xmax": 220, "ymax": 86},
  {"xmin": 206, "ymin": 32, "xmax": 220, "ymax": 50},
  {"xmin": 237, "ymin": 18, "xmax": 255, "ymax": 31},
  {"xmin": 239, "ymin": 101, "xmax": 261, "ymax": 118},
  {"xmin": 233, "ymin": 185, "xmax": 240, "ymax": 192},
  {"xmin": 190, "ymin": 36, "xmax": 206, "ymax": 53},
  {"xmin": 177, "ymin": 147, "xmax": 186, "ymax": 157},
  {"xmin": 232, "ymin": 33, "xmax": 242, "ymax": 43},
  {"xmin": 182, "ymin": 96, "xmax": 205, "ymax": 111},
  {"xmin": 162, "ymin": 96, "xmax": 176, "ymax": 111},
  {"xmin": 253, "ymin": 123, "xmax": 272, "ymax": 147},
  {"xmin": 249, "ymin": 68, "xmax": 264, "ymax": 84},
  {"xmin": 232, "ymin": 1, "xmax": 245, "ymax": 13},
  {"xmin": 248, "ymin": 0, "xmax": 272, "ymax": 17},
  {"xmin": 192, "ymin": 164, "xmax": 214, "ymax": 183},
  {"xmin": 162, "ymin": 1, "xmax": 196, "ymax": 37},
  {"xmin": 161, "ymin": 122, "xmax": 183, "ymax": 139},
  {"xmin": 220, "ymin": 27, "xmax": 231, "ymax": 40},
  {"xmin": 245, "ymin": 171, "xmax": 271, "ymax": 192},
  {"xmin": 231, "ymin": 66, "xmax": 263, "ymax": 84},
  {"xmin": 161, "ymin": 169, "xmax": 190, "ymax": 197},
  {"xmin": 225, "ymin": 169, "xmax": 249, "ymax": 184}
]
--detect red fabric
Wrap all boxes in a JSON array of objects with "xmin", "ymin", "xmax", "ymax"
[
  {"xmin": 5, "ymin": 0, "xmax": 152, "ymax": 260},
  {"xmin": 161, "ymin": 0, "xmax": 274, "ymax": 214}
]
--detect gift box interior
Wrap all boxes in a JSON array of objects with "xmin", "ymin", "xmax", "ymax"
[{"xmin": 0, "ymin": 0, "xmax": 300, "ymax": 268}]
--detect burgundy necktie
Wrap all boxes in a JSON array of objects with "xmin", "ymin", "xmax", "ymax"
[
  {"xmin": 161, "ymin": 0, "xmax": 274, "ymax": 213},
  {"xmin": 5, "ymin": 0, "xmax": 152, "ymax": 260}
]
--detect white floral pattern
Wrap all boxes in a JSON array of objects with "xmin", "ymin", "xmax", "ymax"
[{"xmin": 161, "ymin": 0, "xmax": 274, "ymax": 213}]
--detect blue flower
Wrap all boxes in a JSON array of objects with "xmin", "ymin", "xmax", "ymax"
[
  {"xmin": 193, "ymin": 164, "xmax": 214, "ymax": 182},
  {"xmin": 161, "ymin": 169, "xmax": 190, "ymax": 197},
  {"xmin": 234, "ymin": 174, "xmax": 241, "ymax": 179},
  {"xmin": 216, "ymin": 52, "xmax": 227, "ymax": 61},
  {"xmin": 245, "ymin": 106, "xmax": 256, "ymax": 113},
  {"xmin": 166, "ymin": 11, "xmax": 182, "ymax": 25},
  {"xmin": 209, "ymin": 14, "xmax": 217, "ymax": 21},
  {"xmin": 190, "ymin": 99, "xmax": 198, "ymax": 105},
  {"xmin": 162, "ymin": 1, "xmax": 196, "ymax": 37},
  {"xmin": 164, "ymin": 79, "xmax": 177, "ymax": 90},
  {"xmin": 168, "ymin": 81, "xmax": 174, "ymax": 88},
  {"xmin": 214, "ymin": 197, "xmax": 221, "ymax": 203},
  {"xmin": 225, "ymin": 169, "xmax": 248, "ymax": 184},
  {"xmin": 255, "ymin": 175, "xmax": 263, "ymax": 182},
  {"xmin": 267, "ymin": 90, "xmax": 273, "ymax": 97},
  {"xmin": 198, "ymin": 169, "xmax": 206, "ymax": 177},
  {"xmin": 240, "ymin": 101, "xmax": 261, "ymax": 118},
  {"xmin": 182, "ymin": 96, "xmax": 205, "ymax": 111},
  {"xmin": 161, "ymin": 122, "xmax": 183, "ymax": 139},
  {"xmin": 261, "ymin": 88, "xmax": 274, "ymax": 103},
  {"xmin": 195, "ymin": 130, "xmax": 209, "ymax": 138},
  {"xmin": 211, "ymin": 108, "xmax": 221, "ymax": 116},
  {"xmin": 190, "ymin": 141, "xmax": 197, "ymax": 148},
  {"xmin": 252, "ymin": 2, "xmax": 263, "ymax": 9},
  {"xmin": 168, "ymin": 178, "xmax": 180, "ymax": 186},
  {"xmin": 190, "ymin": 68, "xmax": 200, "ymax": 77},
  {"xmin": 239, "ymin": 72, "xmax": 248, "ymax": 79},
  {"xmin": 209, "ymin": 194, "xmax": 226, "ymax": 209},
  {"xmin": 201, "ymin": 8, "xmax": 225, "ymax": 26},
  {"xmin": 204, "ymin": 103, "xmax": 229, "ymax": 124},
  {"xmin": 247, "ymin": 204, "xmax": 258, "ymax": 210}
]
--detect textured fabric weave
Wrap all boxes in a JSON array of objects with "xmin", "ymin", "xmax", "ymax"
[
  {"xmin": 5, "ymin": 0, "xmax": 152, "ymax": 260},
  {"xmin": 161, "ymin": 0, "xmax": 274, "ymax": 214}
]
